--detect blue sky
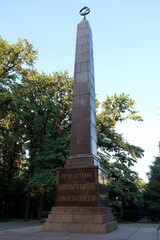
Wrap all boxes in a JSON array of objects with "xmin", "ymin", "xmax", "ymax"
[{"xmin": 1, "ymin": 0, "xmax": 160, "ymax": 181}]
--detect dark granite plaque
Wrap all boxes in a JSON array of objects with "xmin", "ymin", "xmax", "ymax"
[{"xmin": 55, "ymin": 167, "xmax": 99, "ymax": 207}]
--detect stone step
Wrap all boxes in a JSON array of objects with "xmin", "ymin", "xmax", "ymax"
[
  {"xmin": 51, "ymin": 206, "xmax": 112, "ymax": 215},
  {"xmin": 43, "ymin": 221, "xmax": 118, "ymax": 234},
  {"xmin": 47, "ymin": 213, "xmax": 115, "ymax": 224}
]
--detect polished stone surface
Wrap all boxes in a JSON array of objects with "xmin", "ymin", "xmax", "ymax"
[{"xmin": 69, "ymin": 19, "xmax": 97, "ymax": 162}]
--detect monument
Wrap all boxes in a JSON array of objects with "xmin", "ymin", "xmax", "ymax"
[{"xmin": 43, "ymin": 7, "xmax": 117, "ymax": 233}]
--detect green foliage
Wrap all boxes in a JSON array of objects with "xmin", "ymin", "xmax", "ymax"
[
  {"xmin": 10, "ymin": 71, "xmax": 73, "ymax": 198},
  {"xmin": 97, "ymin": 93, "xmax": 145, "ymax": 218},
  {"xmin": 109, "ymin": 162, "xmax": 144, "ymax": 206},
  {"xmin": 97, "ymin": 93, "xmax": 144, "ymax": 167},
  {"xmin": 0, "ymin": 37, "xmax": 37, "ymax": 79},
  {"xmin": 0, "ymin": 36, "xmax": 145, "ymax": 221},
  {"xmin": 0, "ymin": 37, "xmax": 38, "ymax": 220},
  {"xmin": 98, "ymin": 93, "xmax": 143, "ymax": 129},
  {"xmin": 25, "ymin": 169, "xmax": 57, "ymax": 193},
  {"xmin": 144, "ymin": 156, "xmax": 160, "ymax": 213},
  {"xmin": 0, "ymin": 37, "xmax": 73, "ymax": 219}
]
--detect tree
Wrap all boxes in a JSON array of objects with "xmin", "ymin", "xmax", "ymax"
[
  {"xmin": 97, "ymin": 93, "xmax": 145, "ymax": 220},
  {"xmin": 97, "ymin": 93, "xmax": 144, "ymax": 168},
  {"xmin": 14, "ymin": 71, "xmax": 73, "ymax": 219},
  {"xmin": 144, "ymin": 153, "xmax": 160, "ymax": 221},
  {"xmin": 0, "ymin": 37, "xmax": 74, "ymax": 220},
  {"xmin": 0, "ymin": 37, "xmax": 38, "ymax": 220},
  {"xmin": 0, "ymin": 37, "xmax": 37, "ymax": 78}
]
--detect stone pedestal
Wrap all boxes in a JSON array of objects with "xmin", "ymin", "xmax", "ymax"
[
  {"xmin": 43, "ymin": 166, "xmax": 118, "ymax": 233},
  {"xmin": 43, "ymin": 207, "xmax": 117, "ymax": 234}
]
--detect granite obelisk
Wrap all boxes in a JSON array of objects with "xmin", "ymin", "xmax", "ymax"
[
  {"xmin": 66, "ymin": 12, "xmax": 97, "ymax": 168},
  {"xmin": 43, "ymin": 7, "xmax": 117, "ymax": 233}
]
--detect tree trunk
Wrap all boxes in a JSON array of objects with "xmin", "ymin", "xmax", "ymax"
[
  {"xmin": 24, "ymin": 193, "xmax": 31, "ymax": 221},
  {"xmin": 38, "ymin": 193, "xmax": 46, "ymax": 220}
]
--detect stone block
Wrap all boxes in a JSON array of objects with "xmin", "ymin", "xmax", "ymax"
[
  {"xmin": 43, "ymin": 222, "xmax": 62, "ymax": 232},
  {"xmin": 75, "ymin": 71, "xmax": 89, "ymax": 84},
  {"xmin": 75, "ymin": 52, "xmax": 89, "ymax": 63},
  {"xmin": 100, "ymin": 207, "xmax": 111, "ymax": 214},
  {"xmin": 83, "ymin": 223, "xmax": 106, "ymax": 234},
  {"xmin": 85, "ymin": 207, "xmax": 111, "ymax": 215},
  {"xmin": 77, "ymin": 36, "xmax": 88, "ymax": 45},
  {"xmin": 66, "ymin": 158, "xmax": 94, "ymax": 167},
  {"xmin": 47, "ymin": 214, "xmax": 55, "ymax": 223},
  {"xmin": 95, "ymin": 214, "xmax": 114, "ymax": 224},
  {"xmin": 51, "ymin": 207, "xmax": 65, "ymax": 214},
  {"xmin": 77, "ymin": 28, "xmax": 89, "ymax": 38},
  {"xmin": 76, "ymin": 44, "xmax": 89, "ymax": 55},
  {"xmin": 75, "ymin": 61, "xmax": 89, "ymax": 73},
  {"xmin": 65, "ymin": 207, "xmax": 85, "ymax": 215},
  {"xmin": 85, "ymin": 207, "xmax": 101, "ymax": 215},
  {"xmin": 61, "ymin": 223, "xmax": 83, "ymax": 232},
  {"xmin": 78, "ymin": 20, "xmax": 89, "ymax": 30},
  {"xmin": 72, "ymin": 214, "xmax": 95, "ymax": 224},
  {"xmin": 53, "ymin": 214, "xmax": 72, "ymax": 223},
  {"xmin": 69, "ymin": 137, "xmax": 91, "ymax": 159},
  {"xmin": 105, "ymin": 221, "xmax": 118, "ymax": 233}
]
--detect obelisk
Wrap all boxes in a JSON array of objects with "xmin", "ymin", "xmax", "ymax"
[
  {"xmin": 43, "ymin": 7, "xmax": 117, "ymax": 233},
  {"xmin": 66, "ymin": 7, "xmax": 97, "ymax": 168}
]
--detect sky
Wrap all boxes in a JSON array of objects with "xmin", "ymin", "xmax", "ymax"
[{"xmin": 1, "ymin": 0, "xmax": 160, "ymax": 181}]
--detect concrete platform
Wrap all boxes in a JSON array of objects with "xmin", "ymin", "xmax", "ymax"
[{"xmin": 0, "ymin": 221, "xmax": 159, "ymax": 240}]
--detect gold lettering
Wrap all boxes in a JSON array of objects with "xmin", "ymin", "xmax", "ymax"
[
  {"xmin": 58, "ymin": 183, "xmax": 96, "ymax": 191},
  {"xmin": 61, "ymin": 172, "xmax": 93, "ymax": 180},
  {"xmin": 59, "ymin": 184, "xmax": 76, "ymax": 190},
  {"xmin": 57, "ymin": 195, "xmax": 97, "ymax": 202},
  {"xmin": 79, "ymin": 183, "xmax": 95, "ymax": 190}
]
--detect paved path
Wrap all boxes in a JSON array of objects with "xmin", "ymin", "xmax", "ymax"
[{"xmin": 0, "ymin": 221, "xmax": 159, "ymax": 240}]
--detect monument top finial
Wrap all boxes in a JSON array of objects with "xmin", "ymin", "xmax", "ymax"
[{"xmin": 79, "ymin": 6, "xmax": 90, "ymax": 19}]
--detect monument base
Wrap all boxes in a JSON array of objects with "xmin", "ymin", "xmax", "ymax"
[
  {"xmin": 42, "ymin": 206, "xmax": 118, "ymax": 234},
  {"xmin": 43, "ymin": 166, "xmax": 117, "ymax": 233}
]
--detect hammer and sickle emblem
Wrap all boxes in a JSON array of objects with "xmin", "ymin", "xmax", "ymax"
[{"xmin": 79, "ymin": 6, "xmax": 90, "ymax": 19}]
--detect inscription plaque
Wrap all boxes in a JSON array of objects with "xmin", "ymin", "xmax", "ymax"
[{"xmin": 55, "ymin": 167, "xmax": 99, "ymax": 206}]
